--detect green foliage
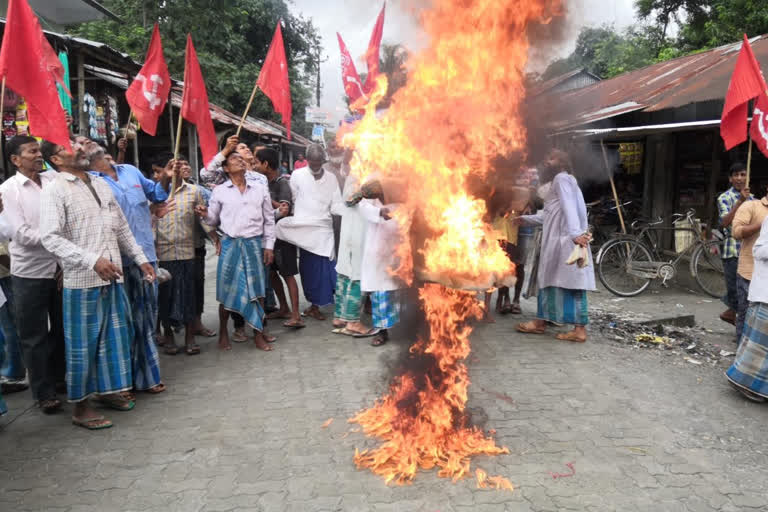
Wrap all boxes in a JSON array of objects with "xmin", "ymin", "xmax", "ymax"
[{"xmin": 68, "ymin": 0, "xmax": 322, "ymax": 137}]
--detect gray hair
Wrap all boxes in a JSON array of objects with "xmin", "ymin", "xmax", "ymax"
[{"xmin": 306, "ymin": 143, "xmax": 325, "ymax": 161}]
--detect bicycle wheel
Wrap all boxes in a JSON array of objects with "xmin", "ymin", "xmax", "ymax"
[
  {"xmin": 692, "ymin": 240, "xmax": 726, "ymax": 298},
  {"xmin": 597, "ymin": 238, "xmax": 653, "ymax": 297}
]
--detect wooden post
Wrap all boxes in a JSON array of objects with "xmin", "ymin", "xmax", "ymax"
[
  {"xmin": 77, "ymin": 51, "xmax": 86, "ymax": 136},
  {"xmin": 171, "ymin": 112, "xmax": 184, "ymax": 197},
  {"xmin": 601, "ymin": 140, "xmax": 628, "ymax": 234},
  {"xmin": 746, "ymin": 134, "xmax": 754, "ymax": 189},
  {"xmin": 168, "ymin": 100, "xmax": 175, "ymax": 152},
  {"xmin": 236, "ymin": 81, "xmax": 259, "ymax": 137}
]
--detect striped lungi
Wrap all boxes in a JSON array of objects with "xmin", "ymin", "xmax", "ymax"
[
  {"xmin": 62, "ymin": 283, "xmax": 133, "ymax": 402},
  {"xmin": 726, "ymin": 302, "xmax": 768, "ymax": 399},
  {"xmin": 537, "ymin": 286, "xmax": 589, "ymax": 326},
  {"xmin": 335, "ymin": 274, "xmax": 362, "ymax": 322},
  {"xmin": 217, "ymin": 236, "xmax": 266, "ymax": 332},
  {"xmin": 158, "ymin": 259, "xmax": 197, "ymax": 326},
  {"xmin": 0, "ymin": 277, "xmax": 24, "ymax": 380},
  {"xmin": 124, "ymin": 263, "xmax": 161, "ymax": 391},
  {"xmin": 370, "ymin": 290, "xmax": 401, "ymax": 329}
]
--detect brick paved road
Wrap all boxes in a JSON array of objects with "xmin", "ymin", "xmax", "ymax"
[{"xmin": 1, "ymin": 265, "xmax": 767, "ymax": 511}]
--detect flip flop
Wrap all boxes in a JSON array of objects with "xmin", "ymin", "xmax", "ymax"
[
  {"xmin": 144, "ymin": 383, "xmax": 166, "ymax": 394},
  {"xmin": 509, "ymin": 304, "xmax": 522, "ymax": 314},
  {"xmin": 516, "ymin": 322, "xmax": 546, "ymax": 334},
  {"xmin": 186, "ymin": 344, "xmax": 201, "ymax": 355},
  {"xmin": 193, "ymin": 328, "xmax": 217, "ymax": 337},
  {"xmin": 164, "ymin": 344, "xmax": 180, "ymax": 355},
  {"xmin": 38, "ymin": 398, "xmax": 63, "ymax": 414},
  {"xmin": 232, "ymin": 330, "xmax": 248, "ymax": 343},
  {"xmin": 332, "ymin": 327, "xmax": 358, "ymax": 336},
  {"xmin": 555, "ymin": 332, "xmax": 587, "ymax": 343},
  {"xmin": 353, "ymin": 328, "xmax": 381, "ymax": 338},
  {"xmin": 72, "ymin": 416, "xmax": 113, "ymax": 430},
  {"xmin": 284, "ymin": 320, "xmax": 306, "ymax": 329},
  {"xmin": 96, "ymin": 395, "xmax": 135, "ymax": 411}
]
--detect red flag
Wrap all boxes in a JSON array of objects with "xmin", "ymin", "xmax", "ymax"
[
  {"xmin": 721, "ymin": 34, "xmax": 768, "ymax": 150},
  {"xmin": 363, "ymin": 3, "xmax": 386, "ymax": 95},
  {"xmin": 126, "ymin": 24, "xmax": 171, "ymax": 136},
  {"xmin": 0, "ymin": 0, "xmax": 70, "ymax": 148},
  {"xmin": 257, "ymin": 22, "xmax": 292, "ymax": 139},
  {"xmin": 751, "ymin": 93, "xmax": 768, "ymax": 159},
  {"xmin": 338, "ymin": 33, "xmax": 366, "ymax": 104},
  {"xmin": 180, "ymin": 35, "xmax": 217, "ymax": 166}
]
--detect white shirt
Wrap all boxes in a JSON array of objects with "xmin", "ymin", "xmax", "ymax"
[
  {"xmin": 275, "ymin": 167, "xmax": 344, "ymax": 258},
  {"xmin": 360, "ymin": 199, "xmax": 410, "ymax": 292},
  {"xmin": 335, "ymin": 175, "xmax": 368, "ymax": 280},
  {"xmin": 0, "ymin": 171, "xmax": 59, "ymax": 279},
  {"xmin": 749, "ymin": 216, "xmax": 768, "ymax": 303}
]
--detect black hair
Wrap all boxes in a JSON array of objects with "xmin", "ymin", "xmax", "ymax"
[
  {"xmin": 40, "ymin": 140, "xmax": 60, "ymax": 170},
  {"xmin": 6, "ymin": 135, "xmax": 38, "ymax": 158},
  {"xmin": 730, "ymin": 162, "xmax": 746, "ymax": 176},
  {"xmin": 255, "ymin": 147, "xmax": 279, "ymax": 171},
  {"xmin": 150, "ymin": 152, "xmax": 175, "ymax": 169}
]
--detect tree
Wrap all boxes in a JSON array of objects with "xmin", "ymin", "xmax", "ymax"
[
  {"xmin": 68, "ymin": 0, "xmax": 322, "ymax": 137},
  {"xmin": 347, "ymin": 42, "xmax": 410, "ymax": 111}
]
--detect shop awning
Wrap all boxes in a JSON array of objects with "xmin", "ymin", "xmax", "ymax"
[{"xmin": 554, "ymin": 119, "xmax": 724, "ymax": 140}]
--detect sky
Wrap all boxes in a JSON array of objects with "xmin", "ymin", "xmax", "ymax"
[{"xmin": 291, "ymin": 0, "xmax": 638, "ymax": 124}]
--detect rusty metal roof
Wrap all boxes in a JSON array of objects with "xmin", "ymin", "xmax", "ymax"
[{"xmin": 533, "ymin": 35, "xmax": 768, "ymax": 131}]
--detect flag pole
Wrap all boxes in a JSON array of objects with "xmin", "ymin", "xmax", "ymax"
[
  {"xmin": 0, "ymin": 78, "xmax": 6, "ymax": 127},
  {"xmin": 171, "ymin": 108, "xmax": 184, "ymax": 197},
  {"xmin": 601, "ymin": 140, "xmax": 627, "ymax": 234},
  {"xmin": 746, "ymin": 133, "xmax": 754, "ymax": 189},
  {"xmin": 236, "ymin": 81, "xmax": 259, "ymax": 137}
]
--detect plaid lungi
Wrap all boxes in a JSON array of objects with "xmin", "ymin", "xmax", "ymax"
[
  {"xmin": 335, "ymin": 273, "xmax": 362, "ymax": 322},
  {"xmin": 124, "ymin": 263, "xmax": 161, "ymax": 391},
  {"xmin": 537, "ymin": 286, "xmax": 589, "ymax": 326},
  {"xmin": 726, "ymin": 302, "xmax": 768, "ymax": 399},
  {"xmin": 0, "ymin": 277, "xmax": 24, "ymax": 380},
  {"xmin": 62, "ymin": 283, "xmax": 133, "ymax": 402},
  {"xmin": 217, "ymin": 236, "xmax": 266, "ymax": 332},
  {"xmin": 158, "ymin": 259, "xmax": 197, "ymax": 325},
  {"xmin": 370, "ymin": 290, "xmax": 401, "ymax": 329}
]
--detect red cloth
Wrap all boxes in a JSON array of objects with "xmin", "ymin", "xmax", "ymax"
[
  {"xmin": 180, "ymin": 35, "xmax": 217, "ymax": 167},
  {"xmin": 294, "ymin": 159, "xmax": 307, "ymax": 169},
  {"xmin": 337, "ymin": 33, "xmax": 365, "ymax": 104},
  {"xmin": 363, "ymin": 3, "xmax": 386, "ymax": 96},
  {"xmin": 257, "ymin": 22, "xmax": 292, "ymax": 139},
  {"xmin": 126, "ymin": 24, "xmax": 171, "ymax": 136},
  {"xmin": 721, "ymin": 34, "xmax": 768, "ymax": 150},
  {"xmin": 0, "ymin": 0, "xmax": 70, "ymax": 148},
  {"xmin": 751, "ymin": 93, "xmax": 768, "ymax": 159}
]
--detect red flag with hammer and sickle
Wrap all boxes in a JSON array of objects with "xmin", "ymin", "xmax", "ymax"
[
  {"xmin": 751, "ymin": 93, "xmax": 768, "ymax": 159},
  {"xmin": 126, "ymin": 23, "xmax": 171, "ymax": 136}
]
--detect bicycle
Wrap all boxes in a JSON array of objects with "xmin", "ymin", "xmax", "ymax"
[{"xmin": 595, "ymin": 209, "xmax": 726, "ymax": 297}]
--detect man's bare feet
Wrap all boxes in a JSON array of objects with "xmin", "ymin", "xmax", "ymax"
[
  {"xmin": 218, "ymin": 331, "xmax": 232, "ymax": 351},
  {"xmin": 254, "ymin": 332, "xmax": 274, "ymax": 351},
  {"xmin": 303, "ymin": 306, "xmax": 326, "ymax": 321},
  {"xmin": 267, "ymin": 309, "xmax": 291, "ymax": 320}
]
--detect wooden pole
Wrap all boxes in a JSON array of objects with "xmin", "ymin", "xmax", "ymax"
[
  {"xmin": 168, "ymin": 100, "xmax": 175, "ymax": 152},
  {"xmin": 236, "ymin": 81, "xmax": 259, "ymax": 137},
  {"xmin": 0, "ymin": 77, "xmax": 6, "ymax": 129},
  {"xmin": 171, "ymin": 111, "xmax": 184, "ymax": 197},
  {"xmin": 746, "ymin": 133, "xmax": 754, "ymax": 189},
  {"xmin": 601, "ymin": 140, "xmax": 628, "ymax": 234}
]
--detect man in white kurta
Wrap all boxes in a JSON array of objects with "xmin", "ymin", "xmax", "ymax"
[
  {"xmin": 359, "ymin": 197, "xmax": 410, "ymax": 346},
  {"xmin": 275, "ymin": 144, "xmax": 344, "ymax": 320}
]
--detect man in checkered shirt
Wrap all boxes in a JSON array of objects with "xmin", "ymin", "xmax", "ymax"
[
  {"xmin": 717, "ymin": 162, "xmax": 752, "ymax": 327},
  {"xmin": 39, "ymin": 138, "xmax": 156, "ymax": 431}
]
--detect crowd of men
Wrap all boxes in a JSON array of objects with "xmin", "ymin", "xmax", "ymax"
[{"xmin": 0, "ymin": 128, "xmax": 422, "ymax": 429}]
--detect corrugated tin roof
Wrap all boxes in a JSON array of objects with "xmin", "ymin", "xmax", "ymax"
[
  {"xmin": 528, "ymin": 68, "xmax": 601, "ymax": 97},
  {"xmin": 533, "ymin": 35, "xmax": 768, "ymax": 131}
]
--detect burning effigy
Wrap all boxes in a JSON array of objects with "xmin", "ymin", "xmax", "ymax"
[{"xmin": 341, "ymin": 0, "xmax": 565, "ymax": 487}]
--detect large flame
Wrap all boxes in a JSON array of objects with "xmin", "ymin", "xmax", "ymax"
[{"xmin": 345, "ymin": 0, "xmax": 564, "ymax": 487}]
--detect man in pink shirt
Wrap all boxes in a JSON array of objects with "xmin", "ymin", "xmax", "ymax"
[{"xmin": 196, "ymin": 152, "xmax": 276, "ymax": 351}]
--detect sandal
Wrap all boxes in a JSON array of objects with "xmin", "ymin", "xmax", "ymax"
[
  {"xmin": 555, "ymin": 332, "xmax": 587, "ymax": 343},
  {"xmin": 96, "ymin": 394, "xmax": 135, "ymax": 411},
  {"xmin": 332, "ymin": 327, "xmax": 358, "ymax": 336},
  {"xmin": 232, "ymin": 329, "xmax": 248, "ymax": 343},
  {"xmin": 164, "ymin": 344, "xmax": 180, "ymax": 355},
  {"xmin": 38, "ymin": 398, "xmax": 62, "ymax": 414},
  {"xmin": 371, "ymin": 332, "xmax": 389, "ymax": 346},
  {"xmin": 353, "ymin": 328, "xmax": 381, "ymax": 338},
  {"xmin": 72, "ymin": 415, "xmax": 113, "ymax": 430},
  {"xmin": 516, "ymin": 321, "xmax": 546, "ymax": 334},
  {"xmin": 144, "ymin": 383, "xmax": 166, "ymax": 394},
  {"xmin": 509, "ymin": 303, "xmax": 522, "ymax": 314},
  {"xmin": 120, "ymin": 391, "xmax": 136, "ymax": 402},
  {"xmin": 284, "ymin": 320, "xmax": 306, "ymax": 329},
  {"xmin": 193, "ymin": 328, "xmax": 217, "ymax": 337},
  {"xmin": 303, "ymin": 307, "xmax": 326, "ymax": 321},
  {"xmin": 266, "ymin": 311, "xmax": 291, "ymax": 320},
  {"xmin": 186, "ymin": 344, "xmax": 201, "ymax": 355}
]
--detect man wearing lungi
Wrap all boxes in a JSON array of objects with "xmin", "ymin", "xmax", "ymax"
[
  {"xmin": 197, "ymin": 152, "xmax": 276, "ymax": 352},
  {"xmin": 40, "ymin": 139, "xmax": 156, "ymax": 430},
  {"xmin": 275, "ymin": 144, "xmax": 345, "ymax": 321},
  {"xmin": 88, "ymin": 142, "xmax": 172, "ymax": 395}
]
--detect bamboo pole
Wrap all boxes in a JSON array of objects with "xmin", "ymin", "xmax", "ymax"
[
  {"xmin": 171, "ymin": 110, "xmax": 184, "ymax": 197},
  {"xmin": 236, "ymin": 81, "xmax": 259, "ymax": 137},
  {"xmin": 746, "ymin": 133, "xmax": 754, "ymax": 189},
  {"xmin": 0, "ymin": 77, "xmax": 6, "ymax": 132},
  {"xmin": 600, "ymin": 140, "xmax": 627, "ymax": 234}
]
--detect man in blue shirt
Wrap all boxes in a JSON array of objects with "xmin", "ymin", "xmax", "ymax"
[{"xmin": 86, "ymin": 139, "xmax": 173, "ymax": 396}]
